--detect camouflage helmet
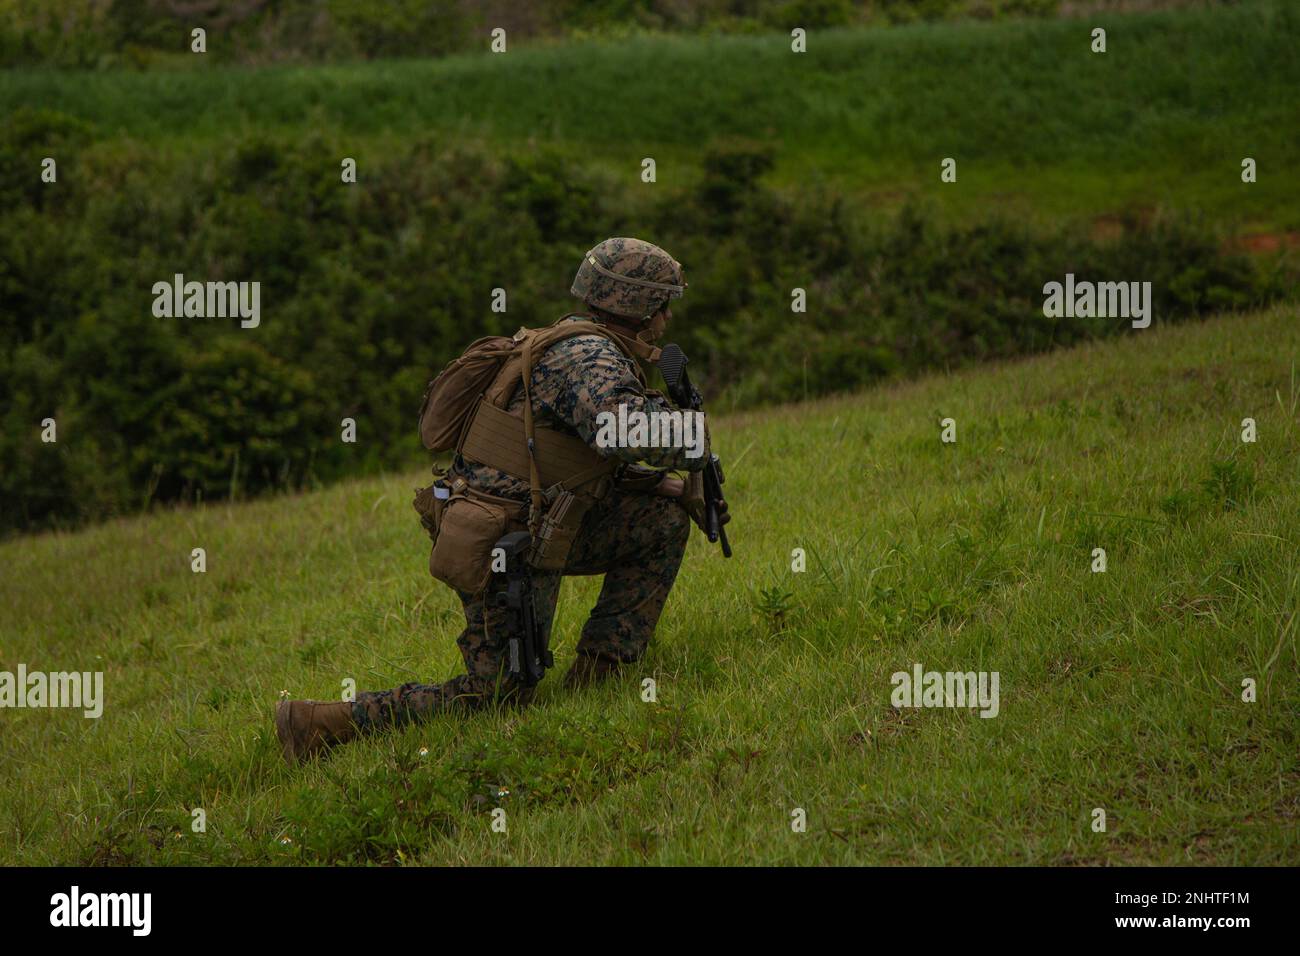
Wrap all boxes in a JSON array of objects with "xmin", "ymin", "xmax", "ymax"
[{"xmin": 570, "ymin": 237, "xmax": 686, "ymax": 320}]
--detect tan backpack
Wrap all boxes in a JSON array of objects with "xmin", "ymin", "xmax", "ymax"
[
  {"xmin": 417, "ymin": 314, "xmax": 658, "ymax": 454},
  {"xmin": 418, "ymin": 332, "xmax": 521, "ymax": 453}
]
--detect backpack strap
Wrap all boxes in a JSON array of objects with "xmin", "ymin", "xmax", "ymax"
[
  {"xmin": 561, "ymin": 313, "xmax": 663, "ymax": 365},
  {"xmin": 482, "ymin": 316, "xmax": 656, "ymax": 409},
  {"xmin": 514, "ymin": 315, "xmax": 658, "ymax": 535},
  {"xmin": 456, "ymin": 315, "xmax": 661, "ymax": 536},
  {"xmin": 519, "ymin": 331, "xmax": 546, "ymax": 536}
]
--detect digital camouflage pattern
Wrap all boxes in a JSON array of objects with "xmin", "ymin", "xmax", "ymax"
[
  {"xmin": 352, "ymin": 488, "xmax": 689, "ymax": 730},
  {"xmin": 570, "ymin": 237, "xmax": 686, "ymax": 319},
  {"xmin": 352, "ymin": 317, "xmax": 701, "ymax": 731}
]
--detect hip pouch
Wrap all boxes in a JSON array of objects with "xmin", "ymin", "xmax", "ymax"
[
  {"xmin": 528, "ymin": 489, "xmax": 599, "ymax": 572},
  {"xmin": 412, "ymin": 478, "xmax": 451, "ymax": 543},
  {"xmin": 428, "ymin": 481, "xmax": 527, "ymax": 595}
]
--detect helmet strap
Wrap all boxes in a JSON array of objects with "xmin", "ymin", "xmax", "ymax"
[{"xmin": 578, "ymin": 308, "xmax": 663, "ymax": 363}]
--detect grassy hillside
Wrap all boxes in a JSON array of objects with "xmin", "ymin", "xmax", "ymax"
[
  {"xmin": 2, "ymin": 305, "xmax": 1296, "ymax": 865},
  {"xmin": 7, "ymin": 0, "xmax": 1298, "ymax": 230}
]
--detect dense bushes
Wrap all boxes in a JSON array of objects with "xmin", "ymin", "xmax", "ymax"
[{"xmin": 0, "ymin": 110, "xmax": 1288, "ymax": 534}]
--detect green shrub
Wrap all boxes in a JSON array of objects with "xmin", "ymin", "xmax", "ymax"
[{"xmin": 0, "ymin": 125, "xmax": 1289, "ymax": 535}]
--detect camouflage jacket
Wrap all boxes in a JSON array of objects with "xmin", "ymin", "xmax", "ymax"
[{"xmin": 450, "ymin": 317, "xmax": 709, "ymax": 500}]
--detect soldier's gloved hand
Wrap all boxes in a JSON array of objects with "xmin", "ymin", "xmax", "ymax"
[
  {"xmin": 653, "ymin": 476, "xmax": 685, "ymax": 498},
  {"xmin": 716, "ymin": 497, "xmax": 731, "ymax": 526}
]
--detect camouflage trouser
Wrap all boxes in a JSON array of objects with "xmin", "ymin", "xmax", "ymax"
[{"xmin": 352, "ymin": 486, "xmax": 690, "ymax": 732}]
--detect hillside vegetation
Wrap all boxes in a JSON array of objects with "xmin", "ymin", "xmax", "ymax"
[
  {"xmin": 0, "ymin": 0, "xmax": 1214, "ymax": 67},
  {"xmin": 7, "ymin": 0, "xmax": 1296, "ymax": 227},
  {"xmin": 4, "ymin": 0, "xmax": 1296, "ymax": 533}
]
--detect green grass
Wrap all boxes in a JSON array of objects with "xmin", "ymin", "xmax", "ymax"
[
  {"xmin": 7, "ymin": 0, "xmax": 1300, "ymax": 230},
  {"xmin": 2, "ymin": 304, "xmax": 1297, "ymax": 865}
]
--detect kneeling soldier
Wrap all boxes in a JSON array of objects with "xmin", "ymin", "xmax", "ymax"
[{"xmin": 276, "ymin": 237, "xmax": 726, "ymax": 764}]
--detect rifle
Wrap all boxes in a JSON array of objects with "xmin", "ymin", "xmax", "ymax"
[
  {"xmin": 657, "ymin": 343, "xmax": 732, "ymax": 558},
  {"xmin": 491, "ymin": 530, "xmax": 552, "ymax": 686}
]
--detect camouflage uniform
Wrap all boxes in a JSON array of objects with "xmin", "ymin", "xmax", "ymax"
[{"xmin": 352, "ymin": 318, "xmax": 707, "ymax": 732}]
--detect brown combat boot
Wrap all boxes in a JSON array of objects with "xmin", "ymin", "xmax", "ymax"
[
  {"xmin": 563, "ymin": 654, "xmax": 622, "ymax": 690},
  {"xmin": 275, "ymin": 699, "xmax": 359, "ymax": 766}
]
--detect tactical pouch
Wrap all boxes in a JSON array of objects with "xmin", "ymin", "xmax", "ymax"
[
  {"xmin": 429, "ymin": 484, "xmax": 527, "ymax": 595},
  {"xmin": 528, "ymin": 490, "xmax": 598, "ymax": 572},
  {"xmin": 412, "ymin": 479, "xmax": 450, "ymax": 543}
]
